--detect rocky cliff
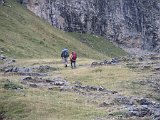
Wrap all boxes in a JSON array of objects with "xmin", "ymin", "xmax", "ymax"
[{"xmin": 20, "ymin": 0, "xmax": 160, "ymax": 52}]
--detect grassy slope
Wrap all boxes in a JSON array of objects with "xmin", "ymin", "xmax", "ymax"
[
  {"xmin": 69, "ymin": 33, "xmax": 126, "ymax": 57},
  {"xmin": 0, "ymin": 0, "xmax": 126, "ymax": 59}
]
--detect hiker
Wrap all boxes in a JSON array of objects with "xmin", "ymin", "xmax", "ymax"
[
  {"xmin": 61, "ymin": 48, "xmax": 69, "ymax": 67},
  {"xmin": 70, "ymin": 51, "xmax": 77, "ymax": 69}
]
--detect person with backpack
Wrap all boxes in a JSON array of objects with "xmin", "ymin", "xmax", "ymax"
[
  {"xmin": 61, "ymin": 48, "xmax": 69, "ymax": 67},
  {"xmin": 70, "ymin": 51, "xmax": 77, "ymax": 69}
]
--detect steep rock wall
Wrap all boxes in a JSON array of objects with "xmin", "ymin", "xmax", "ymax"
[{"xmin": 20, "ymin": 0, "xmax": 160, "ymax": 52}]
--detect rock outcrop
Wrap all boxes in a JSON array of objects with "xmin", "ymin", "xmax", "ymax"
[
  {"xmin": 20, "ymin": 0, "xmax": 160, "ymax": 52},
  {"xmin": 0, "ymin": 0, "xmax": 4, "ymax": 5}
]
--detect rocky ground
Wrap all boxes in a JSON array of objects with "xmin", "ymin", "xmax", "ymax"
[{"xmin": 0, "ymin": 54, "xmax": 160, "ymax": 120}]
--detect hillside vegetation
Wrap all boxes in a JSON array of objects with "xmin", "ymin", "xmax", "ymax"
[{"xmin": 0, "ymin": 0, "xmax": 126, "ymax": 59}]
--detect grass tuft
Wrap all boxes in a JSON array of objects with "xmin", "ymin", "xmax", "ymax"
[{"xmin": 3, "ymin": 80, "xmax": 23, "ymax": 90}]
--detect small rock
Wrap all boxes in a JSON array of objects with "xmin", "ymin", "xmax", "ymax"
[
  {"xmin": 136, "ymin": 98, "xmax": 151, "ymax": 105},
  {"xmin": 74, "ymin": 81, "xmax": 82, "ymax": 86},
  {"xmin": 91, "ymin": 62, "xmax": 98, "ymax": 67},
  {"xmin": 12, "ymin": 59, "xmax": 16, "ymax": 62},
  {"xmin": 114, "ymin": 96, "xmax": 133, "ymax": 105},
  {"xmin": 127, "ymin": 106, "xmax": 152, "ymax": 117},
  {"xmin": 111, "ymin": 91, "xmax": 118, "ymax": 94},
  {"xmin": 4, "ymin": 66, "xmax": 13, "ymax": 72},
  {"xmin": 29, "ymin": 83, "xmax": 38, "ymax": 88},
  {"xmin": 48, "ymin": 87, "xmax": 54, "ymax": 90},
  {"xmin": 153, "ymin": 67, "xmax": 160, "ymax": 71},
  {"xmin": 22, "ymin": 76, "xmax": 32, "ymax": 81},
  {"xmin": 12, "ymin": 67, "xmax": 18, "ymax": 72},
  {"xmin": 46, "ymin": 79, "xmax": 55, "ymax": 83},
  {"xmin": 48, "ymin": 86, "xmax": 60, "ymax": 91},
  {"xmin": 0, "ymin": 54, "xmax": 6, "ymax": 60},
  {"xmin": 90, "ymin": 86, "xmax": 98, "ymax": 91},
  {"xmin": 98, "ymin": 86, "xmax": 106, "ymax": 91},
  {"xmin": 138, "ymin": 57, "xmax": 144, "ymax": 61},
  {"xmin": 99, "ymin": 102, "xmax": 110, "ymax": 107},
  {"xmin": 46, "ymin": 78, "xmax": 68, "ymax": 86},
  {"xmin": 154, "ymin": 109, "xmax": 160, "ymax": 119},
  {"xmin": 54, "ymin": 81, "xmax": 65, "ymax": 86},
  {"xmin": 111, "ymin": 58, "xmax": 119, "ymax": 63}
]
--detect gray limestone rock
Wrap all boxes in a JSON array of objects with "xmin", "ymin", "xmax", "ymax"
[
  {"xmin": 29, "ymin": 83, "xmax": 38, "ymax": 88},
  {"xmin": 0, "ymin": 54, "xmax": 16, "ymax": 64},
  {"xmin": 21, "ymin": 0, "xmax": 160, "ymax": 52},
  {"xmin": 99, "ymin": 102, "xmax": 110, "ymax": 107},
  {"xmin": 127, "ymin": 106, "xmax": 152, "ymax": 117},
  {"xmin": 114, "ymin": 96, "xmax": 134, "ymax": 105},
  {"xmin": 0, "ymin": 54, "xmax": 6, "ymax": 60},
  {"xmin": 22, "ymin": 76, "xmax": 32, "ymax": 81}
]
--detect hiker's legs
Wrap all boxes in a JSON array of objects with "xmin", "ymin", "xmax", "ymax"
[
  {"xmin": 71, "ymin": 61, "xmax": 76, "ymax": 69},
  {"xmin": 71, "ymin": 60, "xmax": 73, "ymax": 68},
  {"xmin": 64, "ymin": 58, "xmax": 68, "ymax": 67},
  {"xmin": 73, "ymin": 61, "xmax": 76, "ymax": 68}
]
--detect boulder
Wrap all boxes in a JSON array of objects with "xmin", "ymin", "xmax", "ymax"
[
  {"xmin": 0, "ymin": 54, "xmax": 6, "ymax": 60},
  {"xmin": 127, "ymin": 106, "xmax": 152, "ymax": 117},
  {"xmin": 46, "ymin": 77, "xmax": 68, "ymax": 86},
  {"xmin": 34, "ymin": 65, "xmax": 51, "ymax": 72},
  {"xmin": 22, "ymin": 76, "xmax": 32, "ymax": 81},
  {"xmin": 91, "ymin": 62, "xmax": 98, "ymax": 67},
  {"xmin": 4, "ymin": 66, "xmax": 14, "ymax": 72},
  {"xmin": 154, "ymin": 109, "xmax": 160, "ymax": 120},
  {"xmin": 114, "ymin": 96, "xmax": 133, "ymax": 105},
  {"xmin": 111, "ymin": 58, "xmax": 119, "ymax": 64},
  {"xmin": 29, "ymin": 83, "xmax": 38, "ymax": 88},
  {"xmin": 99, "ymin": 102, "xmax": 110, "ymax": 107},
  {"xmin": 136, "ymin": 98, "xmax": 151, "ymax": 105}
]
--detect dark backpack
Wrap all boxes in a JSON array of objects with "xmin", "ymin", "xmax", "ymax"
[
  {"xmin": 63, "ymin": 50, "xmax": 69, "ymax": 58},
  {"xmin": 72, "ymin": 51, "xmax": 77, "ymax": 60}
]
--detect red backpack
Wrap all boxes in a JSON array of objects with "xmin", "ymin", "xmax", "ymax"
[{"xmin": 72, "ymin": 51, "xmax": 77, "ymax": 60}]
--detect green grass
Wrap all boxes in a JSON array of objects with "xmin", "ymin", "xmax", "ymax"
[
  {"xmin": 69, "ymin": 33, "xmax": 127, "ymax": 57},
  {"xmin": 0, "ymin": 0, "xmax": 126, "ymax": 59},
  {"xmin": 3, "ymin": 80, "xmax": 23, "ymax": 90}
]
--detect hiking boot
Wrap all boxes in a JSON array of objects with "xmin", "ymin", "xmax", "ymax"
[{"xmin": 65, "ymin": 64, "xmax": 67, "ymax": 67}]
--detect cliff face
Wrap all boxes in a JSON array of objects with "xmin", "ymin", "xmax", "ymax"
[{"xmin": 21, "ymin": 0, "xmax": 160, "ymax": 52}]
